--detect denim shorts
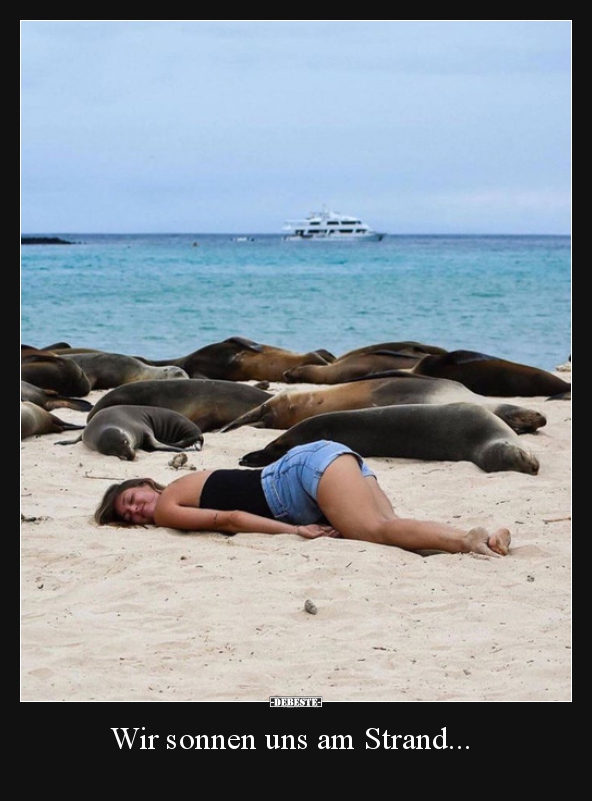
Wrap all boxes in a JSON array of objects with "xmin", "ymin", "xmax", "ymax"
[{"xmin": 260, "ymin": 440, "xmax": 375, "ymax": 525}]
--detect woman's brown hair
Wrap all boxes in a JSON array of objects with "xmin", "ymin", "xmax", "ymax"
[{"xmin": 94, "ymin": 477, "xmax": 165, "ymax": 526}]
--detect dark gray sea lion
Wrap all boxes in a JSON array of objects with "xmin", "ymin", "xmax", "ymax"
[
  {"xmin": 59, "ymin": 351, "xmax": 189, "ymax": 389},
  {"xmin": 21, "ymin": 402, "xmax": 85, "ymax": 440},
  {"xmin": 87, "ymin": 378, "xmax": 272, "ymax": 432},
  {"xmin": 21, "ymin": 349, "xmax": 92, "ymax": 397},
  {"xmin": 221, "ymin": 373, "xmax": 546, "ymax": 435},
  {"xmin": 57, "ymin": 405, "xmax": 204, "ymax": 460},
  {"xmin": 137, "ymin": 336, "xmax": 336, "ymax": 381},
  {"xmin": 412, "ymin": 350, "xmax": 572, "ymax": 398},
  {"xmin": 21, "ymin": 380, "xmax": 93, "ymax": 413},
  {"xmin": 239, "ymin": 402, "xmax": 540, "ymax": 475}
]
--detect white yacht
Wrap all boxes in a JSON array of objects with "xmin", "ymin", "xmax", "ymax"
[{"xmin": 283, "ymin": 207, "xmax": 385, "ymax": 241}]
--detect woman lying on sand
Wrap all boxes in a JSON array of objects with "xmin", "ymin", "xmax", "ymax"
[{"xmin": 95, "ymin": 439, "xmax": 511, "ymax": 557}]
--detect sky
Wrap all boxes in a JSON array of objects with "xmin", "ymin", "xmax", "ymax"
[{"xmin": 20, "ymin": 20, "xmax": 571, "ymax": 235}]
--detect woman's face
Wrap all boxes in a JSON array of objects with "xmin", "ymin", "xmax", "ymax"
[{"xmin": 114, "ymin": 484, "xmax": 159, "ymax": 525}]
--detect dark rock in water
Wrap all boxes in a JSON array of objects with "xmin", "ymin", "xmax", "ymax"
[{"xmin": 21, "ymin": 236, "xmax": 75, "ymax": 245}]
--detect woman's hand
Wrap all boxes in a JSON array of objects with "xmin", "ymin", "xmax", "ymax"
[{"xmin": 294, "ymin": 524, "xmax": 341, "ymax": 539}]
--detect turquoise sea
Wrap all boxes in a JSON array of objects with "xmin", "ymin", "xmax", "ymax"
[{"xmin": 21, "ymin": 234, "xmax": 571, "ymax": 372}]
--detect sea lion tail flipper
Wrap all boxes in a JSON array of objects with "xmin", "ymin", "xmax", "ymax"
[
  {"xmin": 546, "ymin": 390, "xmax": 571, "ymax": 401},
  {"xmin": 239, "ymin": 450, "xmax": 271, "ymax": 467},
  {"xmin": 150, "ymin": 444, "xmax": 202, "ymax": 453},
  {"xmin": 55, "ymin": 434, "xmax": 83, "ymax": 446},
  {"xmin": 146, "ymin": 435, "xmax": 203, "ymax": 452},
  {"xmin": 219, "ymin": 404, "xmax": 266, "ymax": 433},
  {"xmin": 370, "ymin": 349, "xmax": 423, "ymax": 360},
  {"xmin": 172, "ymin": 438, "xmax": 204, "ymax": 451},
  {"xmin": 239, "ymin": 444, "xmax": 286, "ymax": 466},
  {"xmin": 65, "ymin": 398, "xmax": 94, "ymax": 413},
  {"xmin": 313, "ymin": 348, "xmax": 336, "ymax": 363},
  {"xmin": 44, "ymin": 397, "xmax": 94, "ymax": 413}
]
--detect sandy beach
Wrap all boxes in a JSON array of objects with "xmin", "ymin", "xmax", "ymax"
[{"xmin": 20, "ymin": 373, "xmax": 571, "ymax": 703}]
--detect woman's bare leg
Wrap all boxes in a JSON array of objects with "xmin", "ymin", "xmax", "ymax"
[
  {"xmin": 316, "ymin": 455, "xmax": 511, "ymax": 556},
  {"xmin": 365, "ymin": 476, "xmax": 397, "ymax": 517}
]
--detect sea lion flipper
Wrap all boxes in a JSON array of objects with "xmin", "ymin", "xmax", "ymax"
[
  {"xmin": 312, "ymin": 348, "xmax": 336, "ymax": 363},
  {"xmin": 55, "ymin": 434, "xmax": 83, "ymax": 446},
  {"xmin": 239, "ymin": 449, "xmax": 273, "ymax": 467},
  {"xmin": 46, "ymin": 397, "xmax": 93, "ymax": 413},
  {"xmin": 445, "ymin": 350, "xmax": 496, "ymax": 364},
  {"xmin": 219, "ymin": 403, "xmax": 267, "ymax": 432},
  {"xmin": 343, "ymin": 369, "xmax": 414, "ymax": 383},
  {"xmin": 226, "ymin": 336, "xmax": 264, "ymax": 353},
  {"xmin": 145, "ymin": 439, "xmax": 200, "ymax": 453},
  {"xmin": 364, "ymin": 349, "xmax": 424, "ymax": 360}
]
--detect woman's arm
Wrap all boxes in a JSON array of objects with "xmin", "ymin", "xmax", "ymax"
[
  {"xmin": 153, "ymin": 472, "xmax": 339, "ymax": 538},
  {"xmin": 154, "ymin": 501, "xmax": 337, "ymax": 539}
]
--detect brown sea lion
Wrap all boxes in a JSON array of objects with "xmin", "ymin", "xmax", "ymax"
[
  {"xmin": 86, "ymin": 378, "xmax": 272, "ymax": 432},
  {"xmin": 44, "ymin": 345, "xmax": 111, "ymax": 354},
  {"xmin": 21, "ymin": 380, "xmax": 93, "ymax": 413},
  {"xmin": 136, "ymin": 336, "xmax": 336, "ymax": 381},
  {"xmin": 334, "ymin": 341, "xmax": 448, "ymax": 360},
  {"xmin": 281, "ymin": 342, "xmax": 446, "ymax": 384},
  {"xmin": 412, "ymin": 350, "xmax": 571, "ymax": 398},
  {"xmin": 21, "ymin": 402, "xmax": 85, "ymax": 440},
  {"xmin": 57, "ymin": 405, "xmax": 204, "ymax": 460},
  {"xmin": 21, "ymin": 349, "xmax": 92, "ymax": 396},
  {"xmin": 220, "ymin": 372, "xmax": 546, "ymax": 435},
  {"xmin": 239, "ymin": 402, "xmax": 540, "ymax": 475},
  {"xmin": 282, "ymin": 346, "xmax": 441, "ymax": 383}
]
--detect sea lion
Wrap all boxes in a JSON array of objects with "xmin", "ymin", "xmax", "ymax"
[
  {"xmin": 21, "ymin": 349, "xmax": 92, "ymax": 397},
  {"xmin": 40, "ymin": 342, "xmax": 75, "ymax": 350},
  {"xmin": 59, "ymin": 351, "xmax": 189, "ymax": 389},
  {"xmin": 282, "ymin": 348, "xmax": 432, "ymax": 384},
  {"xmin": 412, "ymin": 350, "xmax": 572, "ymax": 398},
  {"xmin": 21, "ymin": 402, "xmax": 85, "ymax": 440},
  {"xmin": 21, "ymin": 380, "xmax": 93, "ymax": 413},
  {"xmin": 239, "ymin": 402, "xmax": 540, "ymax": 475},
  {"xmin": 86, "ymin": 378, "xmax": 273, "ymax": 432},
  {"xmin": 281, "ymin": 342, "xmax": 447, "ymax": 384},
  {"xmin": 221, "ymin": 372, "xmax": 547, "ymax": 435},
  {"xmin": 136, "ymin": 336, "xmax": 336, "ymax": 381},
  {"xmin": 44, "ymin": 345, "xmax": 108, "ymax": 355},
  {"xmin": 57, "ymin": 405, "xmax": 204, "ymax": 460},
  {"xmin": 334, "ymin": 341, "xmax": 448, "ymax": 360}
]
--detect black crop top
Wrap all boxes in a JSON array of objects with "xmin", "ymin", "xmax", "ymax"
[{"xmin": 199, "ymin": 469, "xmax": 274, "ymax": 518}]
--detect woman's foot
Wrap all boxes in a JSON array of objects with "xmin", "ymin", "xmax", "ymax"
[{"xmin": 466, "ymin": 527, "xmax": 511, "ymax": 556}]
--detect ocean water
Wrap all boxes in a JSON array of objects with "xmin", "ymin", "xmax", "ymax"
[{"xmin": 21, "ymin": 234, "xmax": 571, "ymax": 372}]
